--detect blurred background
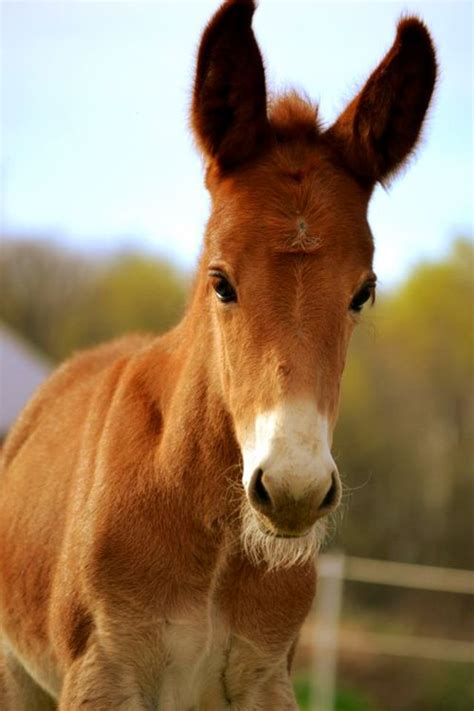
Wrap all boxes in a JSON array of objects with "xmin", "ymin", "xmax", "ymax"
[{"xmin": 1, "ymin": 1, "xmax": 473, "ymax": 709}]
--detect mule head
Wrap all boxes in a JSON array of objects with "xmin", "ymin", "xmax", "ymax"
[{"xmin": 192, "ymin": 0, "xmax": 436, "ymax": 565}]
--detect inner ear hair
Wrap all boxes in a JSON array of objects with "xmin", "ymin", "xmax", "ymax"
[
  {"xmin": 191, "ymin": 0, "xmax": 271, "ymax": 170},
  {"xmin": 325, "ymin": 17, "xmax": 437, "ymax": 186}
]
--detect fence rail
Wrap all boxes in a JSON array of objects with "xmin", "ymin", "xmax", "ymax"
[
  {"xmin": 342, "ymin": 555, "xmax": 474, "ymax": 594},
  {"xmin": 332, "ymin": 630, "xmax": 474, "ymax": 664},
  {"xmin": 312, "ymin": 553, "xmax": 474, "ymax": 710}
]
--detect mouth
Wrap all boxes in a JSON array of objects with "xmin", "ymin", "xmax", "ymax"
[
  {"xmin": 254, "ymin": 513, "xmax": 313, "ymax": 540},
  {"xmin": 240, "ymin": 502, "xmax": 323, "ymax": 570}
]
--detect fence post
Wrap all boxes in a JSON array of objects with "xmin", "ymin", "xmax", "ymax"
[{"xmin": 312, "ymin": 552, "xmax": 345, "ymax": 711}]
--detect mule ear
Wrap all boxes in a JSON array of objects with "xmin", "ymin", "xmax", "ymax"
[
  {"xmin": 325, "ymin": 18, "xmax": 437, "ymax": 186},
  {"xmin": 191, "ymin": 0, "xmax": 271, "ymax": 170}
]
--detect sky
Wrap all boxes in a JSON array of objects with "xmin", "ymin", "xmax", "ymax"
[{"xmin": 1, "ymin": 0, "xmax": 473, "ymax": 287}]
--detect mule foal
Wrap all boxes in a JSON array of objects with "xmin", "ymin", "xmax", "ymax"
[{"xmin": 0, "ymin": 1, "xmax": 436, "ymax": 709}]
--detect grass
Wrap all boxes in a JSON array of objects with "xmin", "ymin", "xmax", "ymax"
[{"xmin": 294, "ymin": 675, "xmax": 378, "ymax": 711}]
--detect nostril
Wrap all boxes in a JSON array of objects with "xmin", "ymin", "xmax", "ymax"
[
  {"xmin": 249, "ymin": 467, "xmax": 272, "ymax": 510},
  {"xmin": 320, "ymin": 475, "xmax": 338, "ymax": 511}
]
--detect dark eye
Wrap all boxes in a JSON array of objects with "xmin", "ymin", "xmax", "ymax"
[
  {"xmin": 350, "ymin": 283, "xmax": 375, "ymax": 312},
  {"xmin": 209, "ymin": 270, "xmax": 237, "ymax": 303}
]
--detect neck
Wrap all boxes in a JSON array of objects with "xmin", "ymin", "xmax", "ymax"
[{"xmin": 150, "ymin": 272, "xmax": 241, "ymax": 533}]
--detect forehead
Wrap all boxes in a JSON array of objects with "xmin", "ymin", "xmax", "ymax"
[{"xmin": 207, "ymin": 141, "xmax": 374, "ymax": 270}]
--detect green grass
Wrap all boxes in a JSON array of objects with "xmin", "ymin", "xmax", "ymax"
[{"xmin": 294, "ymin": 676, "xmax": 378, "ymax": 711}]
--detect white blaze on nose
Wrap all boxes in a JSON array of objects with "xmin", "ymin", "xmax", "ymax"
[{"xmin": 239, "ymin": 399, "xmax": 336, "ymax": 499}]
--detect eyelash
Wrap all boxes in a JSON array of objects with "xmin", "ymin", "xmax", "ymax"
[
  {"xmin": 350, "ymin": 283, "xmax": 376, "ymax": 312},
  {"xmin": 209, "ymin": 270, "xmax": 237, "ymax": 303}
]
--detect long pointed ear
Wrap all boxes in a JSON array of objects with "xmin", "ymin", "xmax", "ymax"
[
  {"xmin": 325, "ymin": 18, "xmax": 437, "ymax": 186},
  {"xmin": 191, "ymin": 0, "xmax": 271, "ymax": 170}
]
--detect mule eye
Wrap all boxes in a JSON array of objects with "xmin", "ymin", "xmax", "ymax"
[
  {"xmin": 209, "ymin": 270, "xmax": 237, "ymax": 303},
  {"xmin": 350, "ymin": 283, "xmax": 375, "ymax": 312}
]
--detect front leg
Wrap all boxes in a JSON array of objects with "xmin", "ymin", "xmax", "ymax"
[
  {"xmin": 1, "ymin": 647, "xmax": 56, "ymax": 711},
  {"xmin": 59, "ymin": 641, "xmax": 148, "ymax": 711},
  {"xmin": 223, "ymin": 637, "xmax": 298, "ymax": 711},
  {"xmin": 259, "ymin": 669, "xmax": 299, "ymax": 711}
]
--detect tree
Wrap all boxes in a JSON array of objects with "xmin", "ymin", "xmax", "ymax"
[
  {"xmin": 335, "ymin": 239, "xmax": 474, "ymax": 568},
  {"xmin": 0, "ymin": 239, "xmax": 187, "ymax": 361},
  {"xmin": 70, "ymin": 252, "xmax": 187, "ymax": 349},
  {"xmin": 0, "ymin": 239, "xmax": 91, "ymax": 361}
]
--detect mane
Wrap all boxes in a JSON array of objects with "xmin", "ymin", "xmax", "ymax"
[{"xmin": 268, "ymin": 92, "xmax": 322, "ymax": 143}]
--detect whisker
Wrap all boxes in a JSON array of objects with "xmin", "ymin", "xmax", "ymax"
[{"xmin": 339, "ymin": 471, "xmax": 373, "ymax": 494}]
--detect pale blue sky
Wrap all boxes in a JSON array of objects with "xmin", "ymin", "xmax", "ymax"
[{"xmin": 1, "ymin": 1, "xmax": 472, "ymax": 287}]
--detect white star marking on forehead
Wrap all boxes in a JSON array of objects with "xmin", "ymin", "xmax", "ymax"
[{"xmin": 289, "ymin": 216, "xmax": 322, "ymax": 252}]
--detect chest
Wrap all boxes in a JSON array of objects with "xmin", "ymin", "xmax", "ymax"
[
  {"xmin": 142, "ymin": 554, "xmax": 316, "ymax": 707},
  {"xmin": 142, "ymin": 607, "xmax": 290, "ymax": 709}
]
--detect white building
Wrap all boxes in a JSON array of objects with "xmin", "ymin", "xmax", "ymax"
[{"xmin": 0, "ymin": 324, "xmax": 51, "ymax": 437}]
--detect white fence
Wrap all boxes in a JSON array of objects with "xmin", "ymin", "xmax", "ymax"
[{"xmin": 311, "ymin": 553, "xmax": 474, "ymax": 710}]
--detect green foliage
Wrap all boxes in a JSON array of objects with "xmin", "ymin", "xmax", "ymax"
[
  {"xmin": 335, "ymin": 238, "xmax": 474, "ymax": 568},
  {"xmin": 335, "ymin": 688, "xmax": 378, "ymax": 711},
  {"xmin": 0, "ymin": 239, "xmax": 187, "ymax": 361},
  {"xmin": 293, "ymin": 674, "xmax": 379, "ymax": 710},
  {"xmin": 63, "ymin": 253, "xmax": 187, "ymax": 354},
  {"xmin": 0, "ymin": 239, "xmax": 92, "ymax": 362}
]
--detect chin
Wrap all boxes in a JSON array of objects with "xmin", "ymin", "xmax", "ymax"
[{"xmin": 240, "ymin": 502, "xmax": 327, "ymax": 571}]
